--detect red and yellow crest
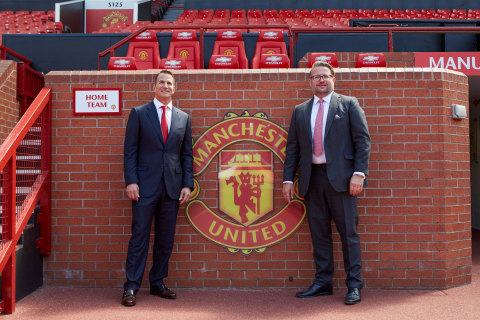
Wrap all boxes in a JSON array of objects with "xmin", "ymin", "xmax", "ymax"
[
  {"xmin": 138, "ymin": 50, "xmax": 149, "ymax": 60},
  {"xmin": 223, "ymin": 48, "xmax": 235, "ymax": 55},
  {"xmin": 102, "ymin": 11, "xmax": 128, "ymax": 28},
  {"xmin": 186, "ymin": 111, "xmax": 305, "ymax": 255},
  {"xmin": 179, "ymin": 49, "xmax": 190, "ymax": 59},
  {"xmin": 219, "ymin": 150, "xmax": 273, "ymax": 227}
]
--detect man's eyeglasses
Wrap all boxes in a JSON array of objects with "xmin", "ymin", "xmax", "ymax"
[{"xmin": 310, "ymin": 75, "xmax": 334, "ymax": 81}]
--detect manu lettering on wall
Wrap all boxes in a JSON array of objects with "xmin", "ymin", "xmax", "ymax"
[
  {"xmin": 415, "ymin": 52, "xmax": 480, "ymax": 75},
  {"xmin": 186, "ymin": 110, "xmax": 306, "ymax": 256}
]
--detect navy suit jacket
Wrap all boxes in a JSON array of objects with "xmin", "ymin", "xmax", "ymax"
[
  {"xmin": 124, "ymin": 101, "xmax": 194, "ymax": 200},
  {"xmin": 283, "ymin": 93, "xmax": 371, "ymax": 196}
]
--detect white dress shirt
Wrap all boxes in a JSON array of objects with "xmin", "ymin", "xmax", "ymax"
[
  {"xmin": 153, "ymin": 98, "xmax": 172, "ymax": 133},
  {"xmin": 311, "ymin": 93, "xmax": 333, "ymax": 164}
]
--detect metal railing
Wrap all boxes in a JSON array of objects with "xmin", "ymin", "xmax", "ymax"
[
  {"xmin": 98, "ymin": 25, "xmax": 480, "ymax": 69},
  {"xmin": 0, "ymin": 88, "xmax": 51, "ymax": 314},
  {"xmin": 0, "ymin": 45, "xmax": 44, "ymax": 115}
]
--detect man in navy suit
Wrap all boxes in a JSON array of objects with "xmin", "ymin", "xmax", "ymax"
[
  {"xmin": 283, "ymin": 61, "xmax": 370, "ymax": 305},
  {"xmin": 121, "ymin": 70, "xmax": 194, "ymax": 306}
]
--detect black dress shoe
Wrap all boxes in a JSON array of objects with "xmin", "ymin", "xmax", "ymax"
[
  {"xmin": 121, "ymin": 289, "xmax": 136, "ymax": 307},
  {"xmin": 150, "ymin": 284, "xmax": 177, "ymax": 299},
  {"xmin": 296, "ymin": 283, "xmax": 333, "ymax": 298},
  {"xmin": 345, "ymin": 288, "xmax": 361, "ymax": 305}
]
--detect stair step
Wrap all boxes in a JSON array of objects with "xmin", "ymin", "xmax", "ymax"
[{"xmin": 20, "ymin": 140, "xmax": 41, "ymax": 146}]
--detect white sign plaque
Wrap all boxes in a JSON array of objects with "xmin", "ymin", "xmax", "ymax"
[{"xmin": 73, "ymin": 88, "xmax": 121, "ymax": 115}]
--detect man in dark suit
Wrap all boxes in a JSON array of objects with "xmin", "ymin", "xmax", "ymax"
[
  {"xmin": 283, "ymin": 61, "xmax": 370, "ymax": 305},
  {"xmin": 121, "ymin": 70, "xmax": 194, "ymax": 307}
]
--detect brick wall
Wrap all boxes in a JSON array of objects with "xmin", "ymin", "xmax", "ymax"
[
  {"xmin": 44, "ymin": 66, "xmax": 471, "ymax": 289},
  {"xmin": 0, "ymin": 60, "xmax": 20, "ymax": 144}
]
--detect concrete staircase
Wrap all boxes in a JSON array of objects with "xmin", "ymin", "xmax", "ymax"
[{"xmin": 162, "ymin": 0, "xmax": 185, "ymax": 23}]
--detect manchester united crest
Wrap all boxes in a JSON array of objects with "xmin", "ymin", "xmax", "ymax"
[
  {"xmin": 186, "ymin": 111, "xmax": 306, "ymax": 256},
  {"xmin": 219, "ymin": 150, "xmax": 273, "ymax": 226}
]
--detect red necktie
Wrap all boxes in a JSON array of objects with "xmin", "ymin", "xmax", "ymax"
[
  {"xmin": 313, "ymin": 99, "xmax": 324, "ymax": 158},
  {"xmin": 161, "ymin": 105, "xmax": 168, "ymax": 142}
]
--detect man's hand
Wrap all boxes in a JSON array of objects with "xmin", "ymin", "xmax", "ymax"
[
  {"xmin": 349, "ymin": 174, "xmax": 364, "ymax": 196},
  {"xmin": 283, "ymin": 183, "xmax": 295, "ymax": 202},
  {"xmin": 126, "ymin": 183, "xmax": 140, "ymax": 201},
  {"xmin": 179, "ymin": 187, "xmax": 191, "ymax": 205}
]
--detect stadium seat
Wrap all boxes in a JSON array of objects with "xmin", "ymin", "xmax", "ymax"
[
  {"xmin": 258, "ymin": 54, "xmax": 290, "ymax": 68},
  {"xmin": 355, "ymin": 53, "xmax": 386, "ymax": 67},
  {"xmin": 209, "ymin": 55, "xmax": 239, "ymax": 69},
  {"xmin": 108, "ymin": 57, "xmax": 137, "ymax": 70},
  {"xmin": 308, "ymin": 53, "xmax": 338, "ymax": 68},
  {"xmin": 211, "ymin": 29, "xmax": 248, "ymax": 69},
  {"xmin": 159, "ymin": 58, "xmax": 187, "ymax": 70},
  {"xmin": 251, "ymin": 29, "xmax": 290, "ymax": 69},
  {"xmin": 166, "ymin": 29, "xmax": 201, "ymax": 69},
  {"xmin": 126, "ymin": 30, "xmax": 161, "ymax": 70}
]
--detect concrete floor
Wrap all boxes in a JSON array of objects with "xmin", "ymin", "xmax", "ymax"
[{"xmin": 4, "ymin": 229, "xmax": 480, "ymax": 320}]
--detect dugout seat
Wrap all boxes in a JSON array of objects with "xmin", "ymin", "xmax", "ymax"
[
  {"xmin": 355, "ymin": 53, "xmax": 386, "ymax": 67},
  {"xmin": 308, "ymin": 53, "xmax": 338, "ymax": 68},
  {"xmin": 108, "ymin": 57, "xmax": 137, "ymax": 70},
  {"xmin": 209, "ymin": 55, "xmax": 239, "ymax": 69},
  {"xmin": 211, "ymin": 29, "xmax": 248, "ymax": 69},
  {"xmin": 126, "ymin": 30, "xmax": 161, "ymax": 70},
  {"xmin": 251, "ymin": 29, "xmax": 290, "ymax": 69},
  {"xmin": 166, "ymin": 29, "xmax": 201, "ymax": 69},
  {"xmin": 159, "ymin": 58, "xmax": 187, "ymax": 70},
  {"xmin": 258, "ymin": 54, "xmax": 289, "ymax": 68}
]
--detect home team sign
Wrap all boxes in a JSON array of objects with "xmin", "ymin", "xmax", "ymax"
[{"xmin": 73, "ymin": 88, "xmax": 121, "ymax": 115}]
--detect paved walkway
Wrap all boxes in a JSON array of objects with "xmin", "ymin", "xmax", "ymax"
[{"xmin": 5, "ymin": 230, "xmax": 480, "ymax": 320}]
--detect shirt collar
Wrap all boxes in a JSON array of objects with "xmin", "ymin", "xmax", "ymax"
[
  {"xmin": 313, "ymin": 92, "xmax": 334, "ymax": 106},
  {"xmin": 153, "ymin": 98, "xmax": 173, "ymax": 110}
]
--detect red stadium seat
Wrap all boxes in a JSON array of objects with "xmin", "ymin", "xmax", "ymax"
[
  {"xmin": 126, "ymin": 30, "xmax": 161, "ymax": 70},
  {"xmin": 308, "ymin": 53, "xmax": 338, "ymax": 68},
  {"xmin": 209, "ymin": 55, "xmax": 239, "ymax": 69},
  {"xmin": 166, "ymin": 29, "xmax": 201, "ymax": 69},
  {"xmin": 355, "ymin": 53, "xmax": 386, "ymax": 67},
  {"xmin": 251, "ymin": 29, "xmax": 290, "ymax": 69},
  {"xmin": 108, "ymin": 57, "xmax": 137, "ymax": 70},
  {"xmin": 211, "ymin": 29, "xmax": 248, "ymax": 69},
  {"xmin": 159, "ymin": 58, "xmax": 187, "ymax": 69},
  {"xmin": 258, "ymin": 54, "xmax": 289, "ymax": 68}
]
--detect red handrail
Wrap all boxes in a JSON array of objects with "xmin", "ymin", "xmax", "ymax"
[
  {"xmin": 0, "ymin": 45, "xmax": 33, "ymax": 66},
  {"xmin": 0, "ymin": 88, "xmax": 51, "ymax": 314},
  {"xmin": 97, "ymin": 24, "xmax": 294, "ymax": 69},
  {"xmin": 290, "ymin": 26, "xmax": 480, "ymax": 53},
  {"xmin": 153, "ymin": 0, "xmax": 184, "ymax": 9},
  {"xmin": 0, "ymin": 45, "xmax": 45, "ymax": 115}
]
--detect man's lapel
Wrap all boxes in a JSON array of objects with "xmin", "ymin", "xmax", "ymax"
[
  {"xmin": 146, "ymin": 102, "xmax": 165, "ymax": 145},
  {"xmin": 303, "ymin": 98, "xmax": 314, "ymax": 144},
  {"xmin": 324, "ymin": 93, "xmax": 339, "ymax": 137}
]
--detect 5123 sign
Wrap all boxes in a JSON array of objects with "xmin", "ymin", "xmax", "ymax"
[{"xmin": 108, "ymin": 2, "xmax": 123, "ymax": 7}]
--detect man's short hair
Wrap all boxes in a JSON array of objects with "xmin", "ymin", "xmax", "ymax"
[
  {"xmin": 155, "ymin": 70, "xmax": 175, "ymax": 84},
  {"xmin": 310, "ymin": 61, "xmax": 335, "ymax": 77}
]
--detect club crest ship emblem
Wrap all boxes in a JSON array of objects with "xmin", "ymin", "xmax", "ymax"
[
  {"xmin": 186, "ymin": 110, "xmax": 306, "ymax": 255},
  {"xmin": 219, "ymin": 151, "xmax": 273, "ymax": 227}
]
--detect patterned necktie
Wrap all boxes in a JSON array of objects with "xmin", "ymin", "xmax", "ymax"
[
  {"xmin": 161, "ymin": 105, "xmax": 168, "ymax": 142},
  {"xmin": 313, "ymin": 99, "xmax": 324, "ymax": 157}
]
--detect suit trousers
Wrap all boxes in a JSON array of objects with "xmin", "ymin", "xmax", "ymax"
[
  {"xmin": 304, "ymin": 164, "xmax": 363, "ymax": 289},
  {"xmin": 124, "ymin": 177, "xmax": 179, "ymax": 291}
]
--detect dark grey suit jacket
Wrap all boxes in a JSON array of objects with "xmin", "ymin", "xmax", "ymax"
[
  {"xmin": 283, "ymin": 93, "xmax": 371, "ymax": 196},
  {"xmin": 124, "ymin": 101, "xmax": 194, "ymax": 200}
]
